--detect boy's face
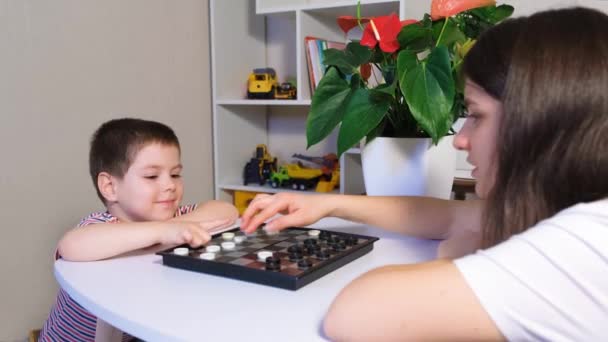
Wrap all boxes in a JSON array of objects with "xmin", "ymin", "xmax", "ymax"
[{"xmin": 112, "ymin": 142, "xmax": 184, "ymax": 222}]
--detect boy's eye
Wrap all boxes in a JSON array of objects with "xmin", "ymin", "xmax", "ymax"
[
  {"xmin": 171, "ymin": 174, "xmax": 182, "ymax": 179},
  {"xmin": 144, "ymin": 175, "xmax": 158, "ymax": 179}
]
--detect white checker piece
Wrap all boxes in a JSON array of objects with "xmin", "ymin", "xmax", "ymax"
[{"xmin": 173, "ymin": 247, "xmax": 189, "ymax": 256}]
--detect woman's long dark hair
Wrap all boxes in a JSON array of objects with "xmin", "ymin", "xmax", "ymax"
[{"xmin": 463, "ymin": 7, "xmax": 608, "ymax": 248}]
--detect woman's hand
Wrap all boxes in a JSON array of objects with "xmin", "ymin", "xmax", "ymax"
[{"xmin": 240, "ymin": 193, "xmax": 334, "ymax": 233}]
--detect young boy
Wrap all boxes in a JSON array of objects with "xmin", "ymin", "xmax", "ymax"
[{"xmin": 40, "ymin": 118, "xmax": 238, "ymax": 341}]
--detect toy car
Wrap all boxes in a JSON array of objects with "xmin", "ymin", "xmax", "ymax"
[
  {"xmin": 274, "ymin": 82, "xmax": 297, "ymax": 100},
  {"xmin": 247, "ymin": 68, "xmax": 278, "ymax": 99}
]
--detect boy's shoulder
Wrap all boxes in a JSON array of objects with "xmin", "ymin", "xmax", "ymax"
[
  {"xmin": 75, "ymin": 205, "xmax": 197, "ymax": 227},
  {"xmin": 175, "ymin": 203, "xmax": 198, "ymax": 217},
  {"xmin": 77, "ymin": 211, "xmax": 118, "ymax": 227}
]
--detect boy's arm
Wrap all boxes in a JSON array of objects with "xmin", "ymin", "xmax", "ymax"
[
  {"xmin": 57, "ymin": 218, "xmax": 231, "ymax": 262},
  {"xmin": 58, "ymin": 201, "xmax": 238, "ymax": 262}
]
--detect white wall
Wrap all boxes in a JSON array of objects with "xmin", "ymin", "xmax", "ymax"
[
  {"xmin": 1, "ymin": 0, "xmax": 606, "ymax": 340},
  {"xmin": 0, "ymin": 0, "xmax": 213, "ymax": 340},
  {"xmin": 509, "ymin": 0, "xmax": 608, "ymax": 16}
]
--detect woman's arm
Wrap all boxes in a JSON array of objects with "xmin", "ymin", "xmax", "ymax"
[
  {"xmin": 242, "ymin": 193, "xmax": 483, "ymax": 241},
  {"xmin": 329, "ymin": 195, "xmax": 483, "ymax": 240},
  {"xmin": 323, "ymin": 259, "xmax": 504, "ymax": 341}
]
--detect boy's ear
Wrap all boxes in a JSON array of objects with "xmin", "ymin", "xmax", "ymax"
[{"xmin": 98, "ymin": 172, "xmax": 118, "ymax": 203}]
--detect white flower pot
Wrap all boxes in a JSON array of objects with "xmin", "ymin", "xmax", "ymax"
[{"xmin": 361, "ymin": 136, "xmax": 457, "ymax": 198}]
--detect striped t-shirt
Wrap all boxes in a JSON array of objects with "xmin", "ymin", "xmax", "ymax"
[{"xmin": 40, "ymin": 204, "xmax": 197, "ymax": 342}]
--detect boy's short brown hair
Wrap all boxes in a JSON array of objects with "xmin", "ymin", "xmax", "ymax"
[{"xmin": 89, "ymin": 118, "xmax": 180, "ymax": 203}]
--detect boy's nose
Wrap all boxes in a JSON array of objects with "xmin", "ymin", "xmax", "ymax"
[{"xmin": 163, "ymin": 177, "xmax": 177, "ymax": 191}]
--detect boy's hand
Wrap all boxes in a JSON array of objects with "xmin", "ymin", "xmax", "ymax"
[{"xmin": 161, "ymin": 219, "xmax": 232, "ymax": 247}]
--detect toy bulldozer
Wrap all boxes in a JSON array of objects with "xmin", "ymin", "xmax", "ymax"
[{"xmin": 243, "ymin": 144, "xmax": 277, "ymax": 185}]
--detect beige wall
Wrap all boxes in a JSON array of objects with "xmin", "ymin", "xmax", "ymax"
[{"xmin": 0, "ymin": 0, "xmax": 213, "ymax": 340}]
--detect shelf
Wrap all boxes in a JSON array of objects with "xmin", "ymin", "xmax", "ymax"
[
  {"xmin": 256, "ymin": 0, "xmax": 400, "ymax": 15},
  {"xmin": 210, "ymin": 0, "xmax": 406, "ymax": 203},
  {"xmin": 216, "ymin": 99, "xmax": 311, "ymax": 106},
  {"xmin": 454, "ymin": 169, "xmax": 473, "ymax": 180},
  {"xmin": 219, "ymin": 183, "xmax": 340, "ymax": 195}
]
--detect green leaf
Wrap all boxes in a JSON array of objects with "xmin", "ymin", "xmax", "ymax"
[
  {"xmin": 369, "ymin": 48, "xmax": 385, "ymax": 64},
  {"xmin": 323, "ymin": 42, "xmax": 372, "ymax": 75},
  {"xmin": 370, "ymin": 81, "xmax": 396, "ymax": 99},
  {"xmin": 457, "ymin": 5, "xmax": 514, "ymax": 39},
  {"xmin": 307, "ymin": 68, "xmax": 352, "ymax": 148},
  {"xmin": 396, "ymin": 50, "xmax": 418, "ymax": 75},
  {"xmin": 400, "ymin": 45, "xmax": 454, "ymax": 144},
  {"xmin": 366, "ymin": 119, "xmax": 387, "ymax": 143},
  {"xmin": 397, "ymin": 21, "xmax": 433, "ymax": 53},
  {"xmin": 337, "ymin": 88, "xmax": 390, "ymax": 156},
  {"xmin": 432, "ymin": 18, "xmax": 466, "ymax": 48},
  {"xmin": 471, "ymin": 5, "xmax": 514, "ymax": 24},
  {"xmin": 350, "ymin": 73, "xmax": 363, "ymax": 90}
]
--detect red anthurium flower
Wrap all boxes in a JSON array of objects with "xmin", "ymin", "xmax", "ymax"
[
  {"xmin": 431, "ymin": 0, "xmax": 496, "ymax": 20},
  {"xmin": 337, "ymin": 16, "xmax": 371, "ymax": 35},
  {"xmin": 401, "ymin": 19, "xmax": 419, "ymax": 26},
  {"xmin": 360, "ymin": 63, "xmax": 372, "ymax": 80},
  {"xmin": 360, "ymin": 13, "xmax": 403, "ymax": 53}
]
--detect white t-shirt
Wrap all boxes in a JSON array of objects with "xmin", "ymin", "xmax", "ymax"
[{"xmin": 454, "ymin": 199, "xmax": 608, "ymax": 341}]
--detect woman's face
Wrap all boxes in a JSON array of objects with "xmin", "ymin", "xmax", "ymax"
[{"xmin": 453, "ymin": 80, "xmax": 503, "ymax": 198}]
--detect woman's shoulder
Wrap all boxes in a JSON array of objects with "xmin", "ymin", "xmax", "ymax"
[
  {"xmin": 553, "ymin": 198, "xmax": 608, "ymax": 219},
  {"xmin": 453, "ymin": 198, "xmax": 608, "ymax": 341},
  {"xmin": 541, "ymin": 198, "xmax": 608, "ymax": 238}
]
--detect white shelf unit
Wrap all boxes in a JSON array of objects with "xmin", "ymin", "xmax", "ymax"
[{"xmin": 210, "ymin": 0, "xmax": 416, "ymax": 202}]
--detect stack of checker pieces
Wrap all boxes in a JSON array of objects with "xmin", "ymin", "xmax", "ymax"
[{"xmin": 157, "ymin": 227, "xmax": 379, "ymax": 290}]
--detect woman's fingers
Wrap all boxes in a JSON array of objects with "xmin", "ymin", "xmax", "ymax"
[
  {"xmin": 241, "ymin": 194, "xmax": 271, "ymax": 227},
  {"xmin": 264, "ymin": 212, "xmax": 304, "ymax": 232},
  {"xmin": 241, "ymin": 195, "xmax": 278, "ymax": 231}
]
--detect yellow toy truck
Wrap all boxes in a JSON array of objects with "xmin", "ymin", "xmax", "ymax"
[
  {"xmin": 270, "ymin": 164, "xmax": 322, "ymax": 191},
  {"xmin": 292, "ymin": 153, "xmax": 340, "ymax": 192},
  {"xmin": 247, "ymin": 68, "xmax": 278, "ymax": 99}
]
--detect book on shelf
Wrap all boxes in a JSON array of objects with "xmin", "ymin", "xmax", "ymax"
[{"xmin": 304, "ymin": 36, "xmax": 346, "ymax": 94}]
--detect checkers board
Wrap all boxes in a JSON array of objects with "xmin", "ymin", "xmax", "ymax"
[{"xmin": 157, "ymin": 227, "xmax": 379, "ymax": 290}]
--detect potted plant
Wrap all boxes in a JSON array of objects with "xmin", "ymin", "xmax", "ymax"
[{"xmin": 306, "ymin": 0, "xmax": 513, "ymax": 196}]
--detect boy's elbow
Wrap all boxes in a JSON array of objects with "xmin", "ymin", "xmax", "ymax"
[
  {"xmin": 57, "ymin": 236, "xmax": 80, "ymax": 261},
  {"xmin": 57, "ymin": 231, "xmax": 93, "ymax": 262},
  {"xmin": 200, "ymin": 200, "xmax": 239, "ymax": 219}
]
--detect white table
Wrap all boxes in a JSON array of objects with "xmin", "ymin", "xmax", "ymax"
[{"xmin": 55, "ymin": 218, "xmax": 439, "ymax": 342}]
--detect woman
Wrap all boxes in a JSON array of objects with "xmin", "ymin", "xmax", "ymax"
[{"xmin": 241, "ymin": 7, "xmax": 608, "ymax": 341}]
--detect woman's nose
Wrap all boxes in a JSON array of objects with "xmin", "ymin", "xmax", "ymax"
[{"xmin": 453, "ymin": 121, "xmax": 471, "ymax": 151}]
